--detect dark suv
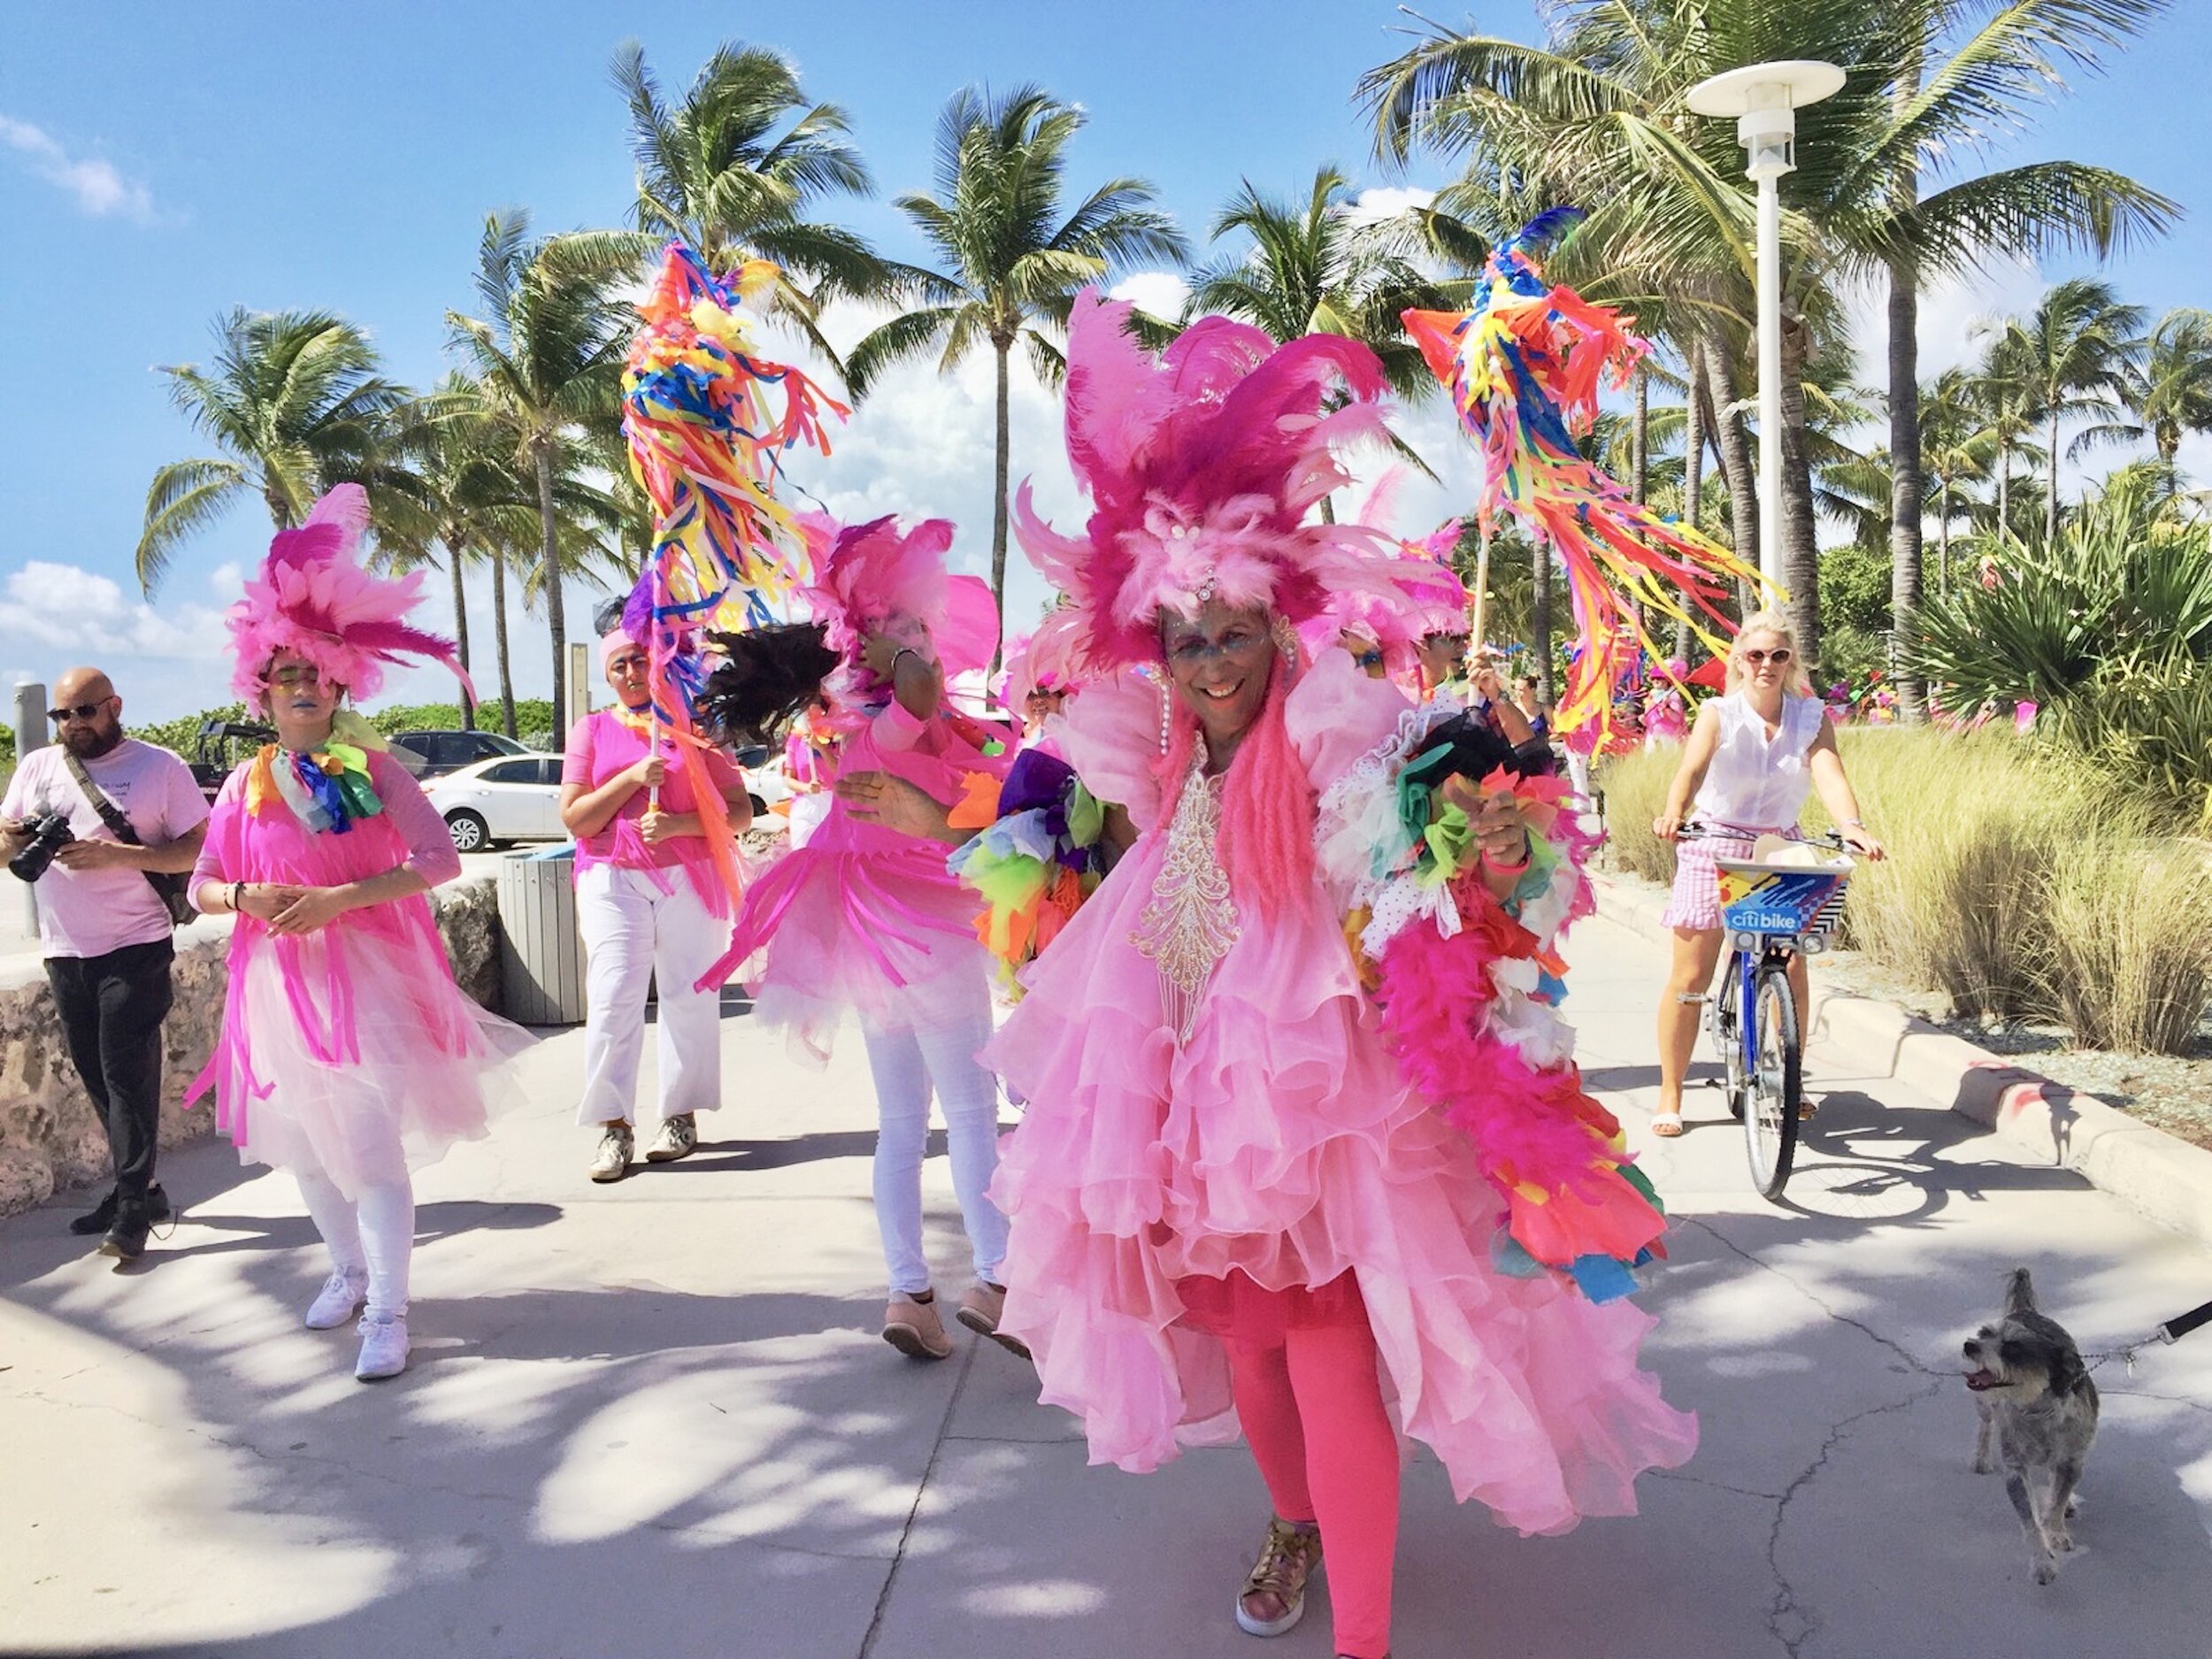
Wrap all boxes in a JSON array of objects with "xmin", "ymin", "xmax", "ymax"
[{"xmin": 391, "ymin": 729, "xmax": 534, "ymax": 779}]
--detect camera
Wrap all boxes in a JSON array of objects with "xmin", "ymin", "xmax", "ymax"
[{"xmin": 8, "ymin": 813, "xmax": 73, "ymax": 883}]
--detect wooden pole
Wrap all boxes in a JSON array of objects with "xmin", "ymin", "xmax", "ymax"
[{"xmin": 1470, "ymin": 525, "xmax": 1493, "ymax": 667}]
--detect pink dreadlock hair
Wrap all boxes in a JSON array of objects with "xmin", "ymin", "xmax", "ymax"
[{"xmin": 1150, "ymin": 641, "xmax": 1315, "ymax": 919}]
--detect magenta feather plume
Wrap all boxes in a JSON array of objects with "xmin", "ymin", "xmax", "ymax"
[
  {"xmin": 227, "ymin": 485, "xmax": 472, "ymax": 704},
  {"xmin": 1019, "ymin": 290, "xmax": 1407, "ymax": 672}
]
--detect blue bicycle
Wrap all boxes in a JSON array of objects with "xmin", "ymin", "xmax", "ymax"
[{"xmin": 1679, "ymin": 826, "xmax": 1855, "ymax": 1201}]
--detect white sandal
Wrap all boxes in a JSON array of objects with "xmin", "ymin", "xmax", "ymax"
[{"xmin": 1651, "ymin": 1110, "xmax": 1684, "ymax": 1138}]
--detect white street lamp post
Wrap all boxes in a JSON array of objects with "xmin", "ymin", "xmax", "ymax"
[{"xmin": 1686, "ymin": 60, "xmax": 1845, "ymax": 587}]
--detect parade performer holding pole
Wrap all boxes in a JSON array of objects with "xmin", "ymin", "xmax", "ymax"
[
  {"xmin": 565, "ymin": 245, "xmax": 843, "ymax": 1180},
  {"xmin": 983, "ymin": 294, "xmax": 1695, "ymax": 1659},
  {"xmin": 188, "ymin": 487, "xmax": 522, "ymax": 1382}
]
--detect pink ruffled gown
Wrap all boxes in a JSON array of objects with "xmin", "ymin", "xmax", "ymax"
[
  {"xmin": 188, "ymin": 750, "xmax": 518, "ymax": 1194},
  {"xmin": 987, "ymin": 654, "xmax": 1697, "ymax": 1537},
  {"xmin": 703, "ymin": 698, "xmax": 1010, "ymax": 1060}
]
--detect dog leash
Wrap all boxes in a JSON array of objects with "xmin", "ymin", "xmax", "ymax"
[{"xmin": 2080, "ymin": 1296, "xmax": 2212, "ymax": 1376}]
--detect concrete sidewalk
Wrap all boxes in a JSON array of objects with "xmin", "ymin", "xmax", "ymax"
[{"xmin": 3, "ymin": 911, "xmax": 2208, "ymax": 1659}]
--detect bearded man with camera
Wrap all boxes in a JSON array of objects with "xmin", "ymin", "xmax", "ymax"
[{"xmin": 3, "ymin": 667, "xmax": 208, "ymax": 1260}]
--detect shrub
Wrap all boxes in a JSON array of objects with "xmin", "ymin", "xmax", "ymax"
[{"xmin": 2042, "ymin": 834, "xmax": 2212, "ymax": 1053}]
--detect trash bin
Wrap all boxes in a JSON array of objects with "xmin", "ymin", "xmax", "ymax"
[{"xmin": 497, "ymin": 847, "xmax": 586, "ymax": 1025}]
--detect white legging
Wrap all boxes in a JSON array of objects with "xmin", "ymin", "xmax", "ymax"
[
  {"xmin": 296, "ymin": 1169, "xmax": 415, "ymax": 1318},
  {"xmin": 860, "ymin": 1007, "xmax": 1009, "ymax": 1295}
]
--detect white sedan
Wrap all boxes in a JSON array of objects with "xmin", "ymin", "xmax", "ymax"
[
  {"xmin": 426, "ymin": 753, "xmax": 785, "ymax": 853},
  {"xmin": 425, "ymin": 755, "xmax": 565, "ymax": 852}
]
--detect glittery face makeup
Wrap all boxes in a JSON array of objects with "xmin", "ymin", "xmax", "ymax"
[{"xmin": 1161, "ymin": 599, "xmax": 1273, "ymax": 752}]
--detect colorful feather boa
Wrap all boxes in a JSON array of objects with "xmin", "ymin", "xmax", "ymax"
[{"xmin": 1319, "ymin": 703, "xmax": 1666, "ymax": 1303}]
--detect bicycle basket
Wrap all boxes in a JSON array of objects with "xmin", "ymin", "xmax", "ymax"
[{"xmin": 1713, "ymin": 858, "xmax": 1852, "ymax": 939}]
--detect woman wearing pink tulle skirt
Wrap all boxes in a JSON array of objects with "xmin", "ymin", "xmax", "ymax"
[{"xmin": 982, "ymin": 294, "xmax": 1698, "ymax": 1659}]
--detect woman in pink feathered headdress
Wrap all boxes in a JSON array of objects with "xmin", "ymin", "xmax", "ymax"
[
  {"xmin": 693, "ymin": 513, "xmax": 1020, "ymax": 1363},
  {"xmin": 186, "ymin": 486, "xmax": 521, "ymax": 1383},
  {"xmin": 981, "ymin": 293, "xmax": 1694, "ymax": 1659}
]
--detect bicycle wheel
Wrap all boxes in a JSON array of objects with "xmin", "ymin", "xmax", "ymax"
[
  {"xmin": 1706, "ymin": 949, "xmax": 1747, "ymax": 1120},
  {"xmin": 1744, "ymin": 961, "xmax": 1802, "ymax": 1200}
]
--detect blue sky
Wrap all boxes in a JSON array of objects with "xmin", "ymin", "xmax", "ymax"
[{"xmin": 1, "ymin": 2, "xmax": 2204, "ymax": 720}]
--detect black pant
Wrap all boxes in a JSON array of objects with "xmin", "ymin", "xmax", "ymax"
[{"xmin": 45, "ymin": 939, "xmax": 174, "ymax": 1203}]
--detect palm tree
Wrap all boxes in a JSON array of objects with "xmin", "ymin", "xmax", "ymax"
[
  {"xmin": 611, "ymin": 40, "xmax": 893, "ymax": 369},
  {"xmin": 377, "ymin": 378, "xmax": 564, "ymax": 735},
  {"xmin": 1917, "ymin": 368, "xmax": 1998, "ymax": 592},
  {"xmin": 846, "ymin": 85, "xmax": 1187, "ymax": 652},
  {"xmin": 1359, "ymin": 0, "xmax": 2176, "ymax": 680},
  {"xmin": 2088, "ymin": 307, "xmax": 2212, "ymax": 497},
  {"xmin": 1186, "ymin": 166, "xmax": 1455, "ymax": 397},
  {"xmin": 137, "ymin": 309, "xmax": 410, "ymax": 592},
  {"xmin": 446, "ymin": 210, "xmax": 637, "ymax": 719},
  {"xmin": 1862, "ymin": 0, "xmax": 2172, "ymax": 716},
  {"xmin": 1985, "ymin": 278, "xmax": 2147, "ymax": 546}
]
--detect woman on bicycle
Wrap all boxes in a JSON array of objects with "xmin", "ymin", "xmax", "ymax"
[{"xmin": 1649, "ymin": 611, "xmax": 1883, "ymax": 1138}]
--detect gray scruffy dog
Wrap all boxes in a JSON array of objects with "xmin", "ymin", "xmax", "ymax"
[{"xmin": 1962, "ymin": 1267, "xmax": 2100, "ymax": 1585}]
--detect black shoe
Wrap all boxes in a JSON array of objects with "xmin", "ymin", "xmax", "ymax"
[
  {"xmin": 69, "ymin": 1183, "xmax": 170, "ymax": 1238},
  {"xmin": 69, "ymin": 1191, "xmax": 118, "ymax": 1237},
  {"xmin": 99, "ymin": 1201, "xmax": 152, "ymax": 1263}
]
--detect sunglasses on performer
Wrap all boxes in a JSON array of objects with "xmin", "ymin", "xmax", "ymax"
[
  {"xmin": 47, "ymin": 700, "xmax": 112, "ymax": 724},
  {"xmin": 1740, "ymin": 648, "xmax": 1793, "ymax": 666}
]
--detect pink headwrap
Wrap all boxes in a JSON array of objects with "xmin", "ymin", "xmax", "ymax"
[
  {"xmin": 226, "ymin": 485, "xmax": 472, "ymax": 703},
  {"xmin": 602, "ymin": 629, "xmax": 641, "ymax": 666}
]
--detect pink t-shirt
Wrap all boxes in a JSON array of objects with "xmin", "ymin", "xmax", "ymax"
[
  {"xmin": 561, "ymin": 710, "xmax": 743, "ymax": 880},
  {"xmin": 3, "ymin": 739, "xmax": 210, "ymax": 958}
]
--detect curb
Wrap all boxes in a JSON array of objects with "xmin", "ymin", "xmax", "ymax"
[{"xmin": 1587, "ymin": 868, "xmax": 2212, "ymax": 1253}]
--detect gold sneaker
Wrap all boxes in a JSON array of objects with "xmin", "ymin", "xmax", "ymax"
[{"xmin": 1234, "ymin": 1516, "xmax": 1323, "ymax": 1637}]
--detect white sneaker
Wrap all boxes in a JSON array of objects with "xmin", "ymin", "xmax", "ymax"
[
  {"xmin": 588, "ymin": 1123, "xmax": 634, "ymax": 1184},
  {"xmin": 644, "ymin": 1112, "xmax": 697, "ymax": 1164},
  {"xmin": 355, "ymin": 1312, "xmax": 411, "ymax": 1382},
  {"xmin": 304, "ymin": 1269, "xmax": 367, "ymax": 1331}
]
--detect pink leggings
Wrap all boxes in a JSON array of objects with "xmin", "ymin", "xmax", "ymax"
[{"xmin": 1225, "ymin": 1317, "xmax": 1401, "ymax": 1658}]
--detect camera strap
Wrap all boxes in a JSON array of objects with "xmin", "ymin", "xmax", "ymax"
[{"xmin": 62, "ymin": 750, "xmax": 194, "ymax": 927}]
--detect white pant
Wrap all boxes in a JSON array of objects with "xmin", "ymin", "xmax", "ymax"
[
  {"xmin": 860, "ymin": 1001, "xmax": 1009, "ymax": 1295},
  {"xmin": 574, "ymin": 862, "xmax": 730, "ymax": 1127}
]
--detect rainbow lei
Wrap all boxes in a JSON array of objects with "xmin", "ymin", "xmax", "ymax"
[
  {"xmin": 247, "ymin": 741, "xmax": 382, "ymax": 834},
  {"xmin": 1404, "ymin": 208, "xmax": 1760, "ymax": 748}
]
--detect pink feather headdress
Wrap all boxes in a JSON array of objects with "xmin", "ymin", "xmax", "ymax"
[
  {"xmin": 795, "ymin": 512, "xmax": 1000, "ymax": 691},
  {"xmin": 1015, "ymin": 291, "xmax": 1405, "ymax": 672},
  {"xmin": 225, "ymin": 485, "xmax": 471, "ymax": 703}
]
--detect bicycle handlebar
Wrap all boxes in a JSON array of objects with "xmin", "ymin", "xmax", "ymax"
[{"xmin": 1672, "ymin": 823, "xmax": 1849, "ymax": 851}]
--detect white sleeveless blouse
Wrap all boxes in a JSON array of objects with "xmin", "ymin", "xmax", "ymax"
[{"xmin": 1689, "ymin": 693, "xmax": 1824, "ymax": 831}]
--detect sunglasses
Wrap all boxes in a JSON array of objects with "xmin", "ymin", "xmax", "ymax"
[
  {"xmin": 1740, "ymin": 648, "xmax": 1793, "ymax": 666},
  {"xmin": 47, "ymin": 700, "xmax": 112, "ymax": 724},
  {"xmin": 1353, "ymin": 649, "xmax": 1386, "ymax": 671}
]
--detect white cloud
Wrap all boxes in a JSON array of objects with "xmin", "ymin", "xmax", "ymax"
[
  {"xmin": 1109, "ymin": 270, "xmax": 1190, "ymax": 322},
  {"xmin": 0, "ymin": 560, "xmax": 234, "ymax": 717},
  {"xmin": 1348, "ymin": 185, "xmax": 1436, "ymax": 225},
  {"xmin": 0, "ymin": 115, "xmax": 152, "ymax": 221}
]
